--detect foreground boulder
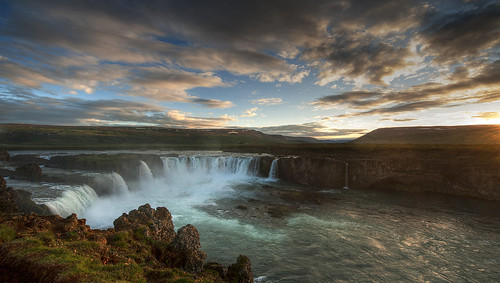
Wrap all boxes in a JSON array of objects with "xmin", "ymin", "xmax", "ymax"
[
  {"xmin": 0, "ymin": 204, "xmax": 253, "ymax": 281},
  {"xmin": 113, "ymin": 203, "xmax": 176, "ymax": 243},
  {"xmin": 227, "ymin": 254, "xmax": 254, "ymax": 283},
  {"xmin": 168, "ymin": 224, "xmax": 207, "ymax": 273}
]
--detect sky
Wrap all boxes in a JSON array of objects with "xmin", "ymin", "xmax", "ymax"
[{"xmin": 0, "ymin": 0, "xmax": 499, "ymax": 140}]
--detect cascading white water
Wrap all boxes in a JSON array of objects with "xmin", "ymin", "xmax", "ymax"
[
  {"xmin": 139, "ymin": 160, "xmax": 154, "ymax": 181},
  {"xmin": 344, "ymin": 162, "xmax": 349, "ymax": 189},
  {"xmin": 44, "ymin": 185, "xmax": 98, "ymax": 217},
  {"xmin": 268, "ymin": 158, "xmax": 279, "ymax": 180},
  {"xmin": 82, "ymin": 154, "xmax": 264, "ymax": 229},
  {"xmin": 161, "ymin": 155, "xmax": 259, "ymax": 177},
  {"xmin": 92, "ymin": 172, "xmax": 129, "ymax": 195}
]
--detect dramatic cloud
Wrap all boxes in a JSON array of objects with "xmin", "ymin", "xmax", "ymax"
[
  {"xmin": 422, "ymin": 2, "xmax": 500, "ymax": 63},
  {"xmin": 251, "ymin": 98, "xmax": 283, "ymax": 106},
  {"xmin": 0, "ymin": 0, "xmax": 499, "ymax": 132},
  {"xmin": 313, "ymin": 60, "xmax": 500, "ymax": 116},
  {"xmin": 0, "ymin": 90, "xmax": 234, "ymax": 128}
]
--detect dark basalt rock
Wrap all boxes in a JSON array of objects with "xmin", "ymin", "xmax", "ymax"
[
  {"xmin": 47, "ymin": 154, "xmax": 164, "ymax": 182},
  {"xmin": 14, "ymin": 190, "xmax": 51, "ymax": 215},
  {"xmin": 0, "ymin": 177, "xmax": 18, "ymax": 214},
  {"xmin": 12, "ymin": 164, "xmax": 43, "ymax": 182},
  {"xmin": 0, "ymin": 150, "xmax": 9, "ymax": 161},
  {"xmin": 227, "ymin": 254, "xmax": 253, "ymax": 283},
  {"xmin": 9, "ymin": 154, "xmax": 47, "ymax": 165},
  {"xmin": 171, "ymin": 224, "xmax": 201, "ymax": 251},
  {"xmin": 0, "ymin": 176, "xmax": 50, "ymax": 215},
  {"xmin": 204, "ymin": 262, "xmax": 228, "ymax": 278},
  {"xmin": 0, "ymin": 168, "xmax": 12, "ymax": 178},
  {"xmin": 113, "ymin": 203, "xmax": 176, "ymax": 243},
  {"xmin": 168, "ymin": 224, "xmax": 207, "ymax": 273}
]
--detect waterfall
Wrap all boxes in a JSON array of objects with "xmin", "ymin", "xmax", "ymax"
[
  {"xmin": 161, "ymin": 155, "xmax": 259, "ymax": 177},
  {"xmin": 45, "ymin": 185, "xmax": 98, "ymax": 217},
  {"xmin": 268, "ymin": 158, "xmax": 279, "ymax": 180},
  {"xmin": 92, "ymin": 172, "xmax": 129, "ymax": 195},
  {"xmin": 139, "ymin": 160, "xmax": 154, "ymax": 181},
  {"xmin": 343, "ymin": 162, "xmax": 349, "ymax": 189}
]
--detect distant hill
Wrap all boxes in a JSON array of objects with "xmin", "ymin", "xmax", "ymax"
[
  {"xmin": 0, "ymin": 124, "xmax": 318, "ymax": 150},
  {"xmin": 352, "ymin": 125, "xmax": 500, "ymax": 144}
]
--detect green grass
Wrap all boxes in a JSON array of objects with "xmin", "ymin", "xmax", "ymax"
[
  {"xmin": 0, "ymin": 229, "xmax": 207, "ymax": 282},
  {"xmin": 0, "ymin": 124, "xmax": 301, "ymax": 150},
  {"xmin": 0, "ymin": 224, "xmax": 16, "ymax": 243}
]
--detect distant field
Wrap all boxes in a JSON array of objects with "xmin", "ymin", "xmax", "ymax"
[
  {"xmin": 0, "ymin": 124, "xmax": 313, "ymax": 150},
  {"xmin": 353, "ymin": 125, "xmax": 500, "ymax": 145},
  {"xmin": 2, "ymin": 124, "xmax": 500, "ymax": 153}
]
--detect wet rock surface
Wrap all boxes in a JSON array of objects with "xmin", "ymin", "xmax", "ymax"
[
  {"xmin": 0, "ymin": 177, "xmax": 18, "ymax": 214},
  {"xmin": 227, "ymin": 254, "xmax": 253, "ymax": 283},
  {"xmin": 47, "ymin": 154, "xmax": 164, "ymax": 182},
  {"xmin": 202, "ymin": 183, "xmax": 339, "ymax": 222},
  {"xmin": 0, "ymin": 176, "xmax": 50, "ymax": 215},
  {"xmin": 9, "ymin": 154, "xmax": 48, "ymax": 165},
  {"xmin": 13, "ymin": 190, "xmax": 51, "ymax": 215},
  {"xmin": 0, "ymin": 150, "xmax": 10, "ymax": 161},
  {"xmin": 12, "ymin": 164, "xmax": 43, "ymax": 181}
]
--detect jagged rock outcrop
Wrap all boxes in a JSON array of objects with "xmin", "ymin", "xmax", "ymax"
[
  {"xmin": 113, "ymin": 204, "xmax": 176, "ymax": 243},
  {"xmin": 168, "ymin": 224, "xmax": 207, "ymax": 273},
  {"xmin": 0, "ymin": 149, "xmax": 9, "ymax": 161},
  {"xmin": 227, "ymin": 254, "xmax": 253, "ymax": 283},
  {"xmin": 0, "ymin": 177, "xmax": 18, "ymax": 214},
  {"xmin": 12, "ymin": 164, "xmax": 43, "ymax": 181},
  {"xmin": 0, "ymin": 204, "xmax": 252, "ymax": 281}
]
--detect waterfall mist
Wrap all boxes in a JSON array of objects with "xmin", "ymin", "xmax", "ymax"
[{"xmin": 15, "ymin": 150, "xmax": 499, "ymax": 282}]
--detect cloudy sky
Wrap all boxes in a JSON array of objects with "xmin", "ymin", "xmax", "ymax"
[{"xmin": 1, "ymin": 0, "xmax": 499, "ymax": 140}]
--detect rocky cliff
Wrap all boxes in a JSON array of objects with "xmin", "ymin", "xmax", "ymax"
[{"xmin": 262, "ymin": 147, "xmax": 500, "ymax": 201}]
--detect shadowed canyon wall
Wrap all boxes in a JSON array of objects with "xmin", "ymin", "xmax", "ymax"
[{"xmin": 259, "ymin": 148, "xmax": 500, "ymax": 201}]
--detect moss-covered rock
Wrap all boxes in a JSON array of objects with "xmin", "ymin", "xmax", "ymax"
[
  {"xmin": 113, "ymin": 204, "xmax": 176, "ymax": 243},
  {"xmin": 0, "ymin": 204, "xmax": 253, "ymax": 282},
  {"xmin": 227, "ymin": 254, "xmax": 253, "ymax": 283}
]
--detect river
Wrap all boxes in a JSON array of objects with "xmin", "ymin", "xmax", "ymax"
[{"xmin": 4, "ymin": 150, "xmax": 499, "ymax": 282}]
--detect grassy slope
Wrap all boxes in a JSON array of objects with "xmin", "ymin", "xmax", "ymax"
[
  {"xmin": 2, "ymin": 124, "xmax": 500, "ymax": 154},
  {"xmin": 352, "ymin": 125, "xmax": 500, "ymax": 145},
  {"xmin": 0, "ymin": 223, "xmax": 220, "ymax": 283},
  {"xmin": 0, "ymin": 124, "xmax": 310, "ymax": 150}
]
